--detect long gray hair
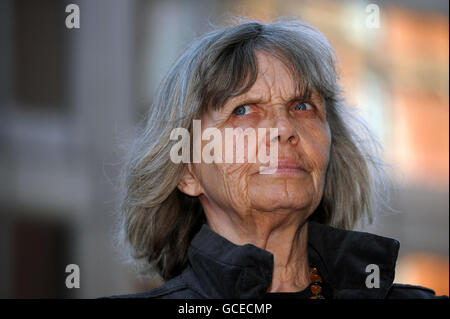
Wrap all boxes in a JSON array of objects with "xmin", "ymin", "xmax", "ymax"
[{"xmin": 117, "ymin": 18, "xmax": 393, "ymax": 281}]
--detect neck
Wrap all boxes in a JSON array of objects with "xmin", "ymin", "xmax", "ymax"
[
  {"xmin": 202, "ymin": 199, "xmax": 311, "ymax": 292},
  {"xmin": 267, "ymin": 225, "xmax": 310, "ymax": 292}
]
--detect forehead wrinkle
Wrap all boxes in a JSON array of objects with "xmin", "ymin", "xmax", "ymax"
[{"xmin": 255, "ymin": 53, "xmax": 297, "ymax": 105}]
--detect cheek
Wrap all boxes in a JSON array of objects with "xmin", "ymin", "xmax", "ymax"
[
  {"xmin": 200, "ymin": 163, "xmax": 253, "ymax": 213},
  {"xmin": 198, "ymin": 126, "xmax": 255, "ymax": 189},
  {"xmin": 195, "ymin": 159, "xmax": 254, "ymax": 210},
  {"xmin": 301, "ymin": 121, "xmax": 331, "ymax": 172},
  {"xmin": 196, "ymin": 115, "xmax": 256, "ymax": 209}
]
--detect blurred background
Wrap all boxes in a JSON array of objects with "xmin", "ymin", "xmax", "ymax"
[{"xmin": 0, "ymin": 0, "xmax": 448, "ymax": 298}]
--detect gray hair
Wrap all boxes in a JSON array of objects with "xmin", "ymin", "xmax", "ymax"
[{"xmin": 117, "ymin": 18, "xmax": 393, "ymax": 281}]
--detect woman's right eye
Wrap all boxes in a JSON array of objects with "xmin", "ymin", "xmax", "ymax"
[{"xmin": 232, "ymin": 105, "xmax": 251, "ymax": 116}]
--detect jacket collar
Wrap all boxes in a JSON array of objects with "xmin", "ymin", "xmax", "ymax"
[
  {"xmin": 307, "ymin": 222, "xmax": 399, "ymax": 298},
  {"xmin": 183, "ymin": 221, "xmax": 400, "ymax": 299}
]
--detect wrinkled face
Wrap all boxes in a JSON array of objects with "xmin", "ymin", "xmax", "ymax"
[{"xmin": 180, "ymin": 51, "xmax": 331, "ymax": 221}]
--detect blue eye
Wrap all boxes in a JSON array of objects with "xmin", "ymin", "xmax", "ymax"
[
  {"xmin": 232, "ymin": 105, "xmax": 250, "ymax": 116},
  {"xmin": 293, "ymin": 102, "xmax": 312, "ymax": 111}
]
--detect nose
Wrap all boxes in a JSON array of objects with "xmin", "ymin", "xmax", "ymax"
[{"xmin": 272, "ymin": 109, "xmax": 299, "ymax": 145}]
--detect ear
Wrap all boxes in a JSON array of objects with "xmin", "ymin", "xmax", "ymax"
[{"xmin": 177, "ymin": 163, "xmax": 203, "ymax": 197}]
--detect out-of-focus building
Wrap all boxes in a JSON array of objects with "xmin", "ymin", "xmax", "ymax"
[{"xmin": 0, "ymin": 0, "xmax": 448, "ymax": 298}]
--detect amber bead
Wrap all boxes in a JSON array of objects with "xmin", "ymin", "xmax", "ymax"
[
  {"xmin": 310, "ymin": 274, "xmax": 322, "ymax": 283},
  {"xmin": 310, "ymin": 284, "xmax": 322, "ymax": 295}
]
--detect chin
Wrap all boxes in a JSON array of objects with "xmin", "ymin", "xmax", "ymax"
[
  {"xmin": 250, "ymin": 194, "xmax": 312, "ymax": 214},
  {"xmin": 248, "ymin": 179, "xmax": 316, "ymax": 211}
]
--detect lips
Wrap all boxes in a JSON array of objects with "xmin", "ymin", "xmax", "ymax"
[
  {"xmin": 258, "ymin": 158, "xmax": 307, "ymax": 174},
  {"xmin": 276, "ymin": 159, "xmax": 306, "ymax": 171}
]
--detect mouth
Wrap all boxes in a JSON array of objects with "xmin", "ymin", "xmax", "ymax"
[{"xmin": 259, "ymin": 159, "xmax": 307, "ymax": 175}]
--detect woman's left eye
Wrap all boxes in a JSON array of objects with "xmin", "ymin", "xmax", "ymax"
[{"xmin": 293, "ymin": 102, "xmax": 313, "ymax": 111}]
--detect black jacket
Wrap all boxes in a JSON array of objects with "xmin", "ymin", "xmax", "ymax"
[{"xmin": 112, "ymin": 222, "xmax": 446, "ymax": 299}]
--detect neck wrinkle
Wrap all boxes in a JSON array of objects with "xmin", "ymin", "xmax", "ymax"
[{"xmin": 268, "ymin": 221, "xmax": 310, "ymax": 292}]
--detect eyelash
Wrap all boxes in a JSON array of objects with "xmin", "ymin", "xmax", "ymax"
[{"xmin": 232, "ymin": 102, "xmax": 314, "ymax": 116}]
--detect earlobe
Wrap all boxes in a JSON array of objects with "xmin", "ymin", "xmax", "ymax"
[{"xmin": 177, "ymin": 164, "xmax": 203, "ymax": 197}]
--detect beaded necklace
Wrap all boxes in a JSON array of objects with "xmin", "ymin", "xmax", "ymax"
[{"xmin": 309, "ymin": 267, "xmax": 325, "ymax": 299}]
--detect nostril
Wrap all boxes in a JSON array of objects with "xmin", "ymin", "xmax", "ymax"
[{"xmin": 288, "ymin": 135, "xmax": 298, "ymax": 144}]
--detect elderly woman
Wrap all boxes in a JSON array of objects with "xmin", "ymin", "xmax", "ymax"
[{"xmin": 115, "ymin": 19, "xmax": 444, "ymax": 299}]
